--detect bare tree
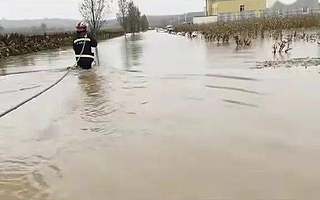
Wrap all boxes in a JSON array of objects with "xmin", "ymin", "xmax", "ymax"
[
  {"xmin": 80, "ymin": 0, "xmax": 109, "ymax": 37},
  {"xmin": 117, "ymin": 0, "xmax": 129, "ymax": 34}
]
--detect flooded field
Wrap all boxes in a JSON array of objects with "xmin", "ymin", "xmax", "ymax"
[{"xmin": 1, "ymin": 31, "xmax": 320, "ymax": 200}]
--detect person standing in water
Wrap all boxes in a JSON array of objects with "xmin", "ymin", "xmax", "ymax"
[{"xmin": 73, "ymin": 21, "xmax": 97, "ymax": 69}]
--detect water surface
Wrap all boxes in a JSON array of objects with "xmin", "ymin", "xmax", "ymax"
[{"xmin": 1, "ymin": 31, "xmax": 320, "ymax": 200}]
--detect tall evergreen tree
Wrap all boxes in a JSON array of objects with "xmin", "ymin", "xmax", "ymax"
[
  {"xmin": 140, "ymin": 15, "xmax": 149, "ymax": 32},
  {"xmin": 127, "ymin": 1, "xmax": 141, "ymax": 34}
]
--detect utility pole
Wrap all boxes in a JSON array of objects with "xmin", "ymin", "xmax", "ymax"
[{"xmin": 205, "ymin": 0, "xmax": 208, "ymax": 16}]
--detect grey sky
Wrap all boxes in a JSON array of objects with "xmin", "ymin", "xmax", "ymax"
[{"xmin": 0, "ymin": 0, "xmax": 295, "ymax": 20}]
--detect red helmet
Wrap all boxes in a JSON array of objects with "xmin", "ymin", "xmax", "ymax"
[{"xmin": 76, "ymin": 21, "xmax": 88, "ymax": 33}]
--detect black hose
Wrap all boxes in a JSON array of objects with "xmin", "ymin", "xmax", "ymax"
[
  {"xmin": 0, "ymin": 69, "xmax": 71, "ymax": 119},
  {"xmin": 0, "ymin": 36, "xmax": 87, "ymax": 119},
  {"xmin": 0, "ymin": 68, "xmax": 68, "ymax": 77}
]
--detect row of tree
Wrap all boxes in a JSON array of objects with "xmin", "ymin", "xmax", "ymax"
[
  {"xmin": 117, "ymin": 0, "xmax": 149, "ymax": 34},
  {"xmin": 0, "ymin": 24, "xmax": 47, "ymax": 35}
]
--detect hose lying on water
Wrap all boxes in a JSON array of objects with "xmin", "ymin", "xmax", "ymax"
[
  {"xmin": 0, "ymin": 36, "xmax": 89, "ymax": 119},
  {"xmin": 0, "ymin": 69, "xmax": 71, "ymax": 119},
  {"xmin": 0, "ymin": 68, "xmax": 69, "ymax": 77}
]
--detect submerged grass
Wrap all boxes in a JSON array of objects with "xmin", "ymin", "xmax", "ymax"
[{"xmin": 175, "ymin": 15, "xmax": 320, "ymax": 45}]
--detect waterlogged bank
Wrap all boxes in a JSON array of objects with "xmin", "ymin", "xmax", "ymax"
[
  {"xmin": 0, "ymin": 30, "xmax": 123, "ymax": 60},
  {"xmin": 1, "ymin": 31, "xmax": 320, "ymax": 200}
]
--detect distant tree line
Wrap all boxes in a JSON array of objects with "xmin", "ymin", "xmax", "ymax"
[
  {"xmin": 0, "ymin": 23, "xmax": 69, "ymax": 35},
  {"xmin": 117, "ymin": 0, "xmax": 149, "ymax": 34}
]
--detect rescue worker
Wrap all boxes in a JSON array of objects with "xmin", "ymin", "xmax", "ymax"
[{"xmin": 73, "ymin": 21, "xmax": 97, "ymax": 69}]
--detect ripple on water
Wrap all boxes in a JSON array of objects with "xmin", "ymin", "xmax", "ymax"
[
  {"xmin": 0, "ymin": 85, "xmax": 41, "ymax": 95},
  {"xmin": 223, "ymin": 99, "xmax": 259, "ymax": 108},
  {"xmin": 78, "ymin": 70, "xmax": 118, "ymax": 135},
  {"xmin": 0, "ymin": 156, "xmax": 52, "ymax": 200},
  {"xmin": 206, "ymin": 85, "xmax": 262, "ymax": 95},
  {"xmin": 205, "ymin": 74, "xmax": 260, "ymax": 81}
]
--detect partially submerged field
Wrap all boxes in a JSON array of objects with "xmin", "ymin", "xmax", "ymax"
[{"xmin": 175, "ymin": 15, "xmax": 320, "ymax": 49}]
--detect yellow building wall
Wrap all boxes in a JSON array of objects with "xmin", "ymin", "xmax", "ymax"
[{"xmin": 209, "ymin": 0, "xmax": 266, "ymax": 15}]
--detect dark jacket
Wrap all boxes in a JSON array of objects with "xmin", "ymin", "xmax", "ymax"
[{"xmin": 73, "ymin": 34, "xmax": 97, "ymax": 60}]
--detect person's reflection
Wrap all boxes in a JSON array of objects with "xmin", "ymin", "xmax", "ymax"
[
  {"xmin": 0, "ymin": 55, "xmax": 35, "ymax": 75},
  {"xmin": 121, "ymin": 34, "xmax": 143, "ymax": 70},
  {"xmin": 78, "ymin": 70, "xmax": 113, "ymax": 132}
]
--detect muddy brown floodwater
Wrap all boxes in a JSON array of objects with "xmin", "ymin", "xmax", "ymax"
[{"xmin": 1, "ymin": 31, "xmax": 320, "ymax": 200}]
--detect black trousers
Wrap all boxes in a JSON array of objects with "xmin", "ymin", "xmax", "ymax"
[{"xmin": 77, "ymin": 58, "xmax": 94, "ymax": 70}]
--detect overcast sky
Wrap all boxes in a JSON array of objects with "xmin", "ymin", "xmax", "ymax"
[{"xmin": 0, "ymin": 0, "xmax": 296, "ymax": 20}]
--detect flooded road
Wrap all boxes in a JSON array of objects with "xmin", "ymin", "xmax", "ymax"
[{"xmin": 1, "ymin": 31, "xmax": 320, "ymax": 200}]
